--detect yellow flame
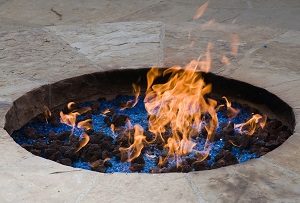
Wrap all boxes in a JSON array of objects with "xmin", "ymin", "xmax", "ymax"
[
  {"xmin": 221, "ymin": 55, "xmax": 230, "ymax": 65},
  {"xmin": 75, "ymin": 133, "xmax": 90, "ymax": 153},
  {"xmin": 102, "ymin": 109, "xmax": 111, "ymax": 115},
  {"xmin": 43, "ymin": 105, "xmax": 52, "ymax": 123},
  {"xmin": 193, "ymin": 1, "xmax": 209, "ymax": 20},
  {"xmin": 222, "ymin": 96, "xmax": 240, "ymax": 119},
  {"xmin": 60, "ymin": 102, "xmax": 91, "ymax": 131},
  {"xmin": 60, "ymin": 102, "xmax": 93, "ymax": 152},
  {"xmin": 234, "ymin": 114, "xmax": 267, "ymax": 136},
  {"xmin": 77, "ymin": 119, "xmax": 93, "ymax": 131},
  {"xmin": 119, "ymin": 124, "xmax": 146, "ymax": 162},
  {"xmin": 110, "ymin": 124, "xmax": 115, "ymax": 133},
  {"xmin": 144, "ymin": 48, "xmax": 217, "ymax": 164},
  {"xmin": 60, "ymin": 111, "xmax": 79, "ymax": 130},
  {"xmin": 231, "ymin": 33, "xmax": 240, "ymax": 56},
  {"xmin": 120, "ymin": 83, "xmax": 141, "ymax": 110}
]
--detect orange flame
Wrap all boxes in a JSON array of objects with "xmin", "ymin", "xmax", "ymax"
[
  {"xmin": 77, "ymin": 119, "xmax": 93, "ymax": 131},
  {"xmin": 120, "ymin": 83, "xmax": 141, "ymax": 110},
  {"xmin": 110, "ymin": 124, "xmax": 115, "ymax": 133},
  {"xmin": 102, "ymin": 109, "xmax": 111, "ymax": 115},
  {"xmin": 75, "ymin": 133, "xmax": 90, "ymax": 152},
  {"xmin": 60, "ymin": 102, "xmax": 93, "ymax": 152},
  {"xmin": 222, "ymin": 96, "xmax": 240, "ymax": 119},
  {"xmin": 221, "ymin": 55, "xmax": 230, "ymax": 65},
  {"xmin": 60, "ymin": 102, "xmax": 91, "ymax": 132},
  {"xmin": 193, "ymin": 1, "xmax": 209, "ymax": 20},
  {"xmin": 119, "ymin": 124, "xmax": 146, "ymax": 162},
  {"xmin": 144, "ymin": 50, "xmax": 218, "ymax": 164},
  {"xmin": 60, "ymin": 111, "xmax": 79, "ymax": 131},
  {"xmin": 231, "ymin": 33, "xmax": 240, "ymax": 56},
  {"xmin": 235, "ymin": 114, "xmax": 267, "ymax": 136},
  {"xmin": 43, "ymin": 105, "xmax": 52, "ymax": 123}
]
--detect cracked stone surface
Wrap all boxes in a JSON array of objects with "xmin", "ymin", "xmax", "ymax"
[
  {"xmin": 0, "ymin": 1, "xmax": 300, "ymax": 202},
  {"xmin": 46, "ymin": 21, "xmax": 164, "ymax": 68}
]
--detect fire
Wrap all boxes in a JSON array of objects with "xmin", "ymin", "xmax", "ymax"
[
  {"xmin": 60, "ymin": 111, "xmax": 79, "ymax": 133},
  {"xmin": 222, "ymin": 96, "xmax": 240, "ymax": 119},
  {"xmin": 43, "ymin": 105, "xmax": 52, "ymax": 123},
  {"xmin": 231, "ymin": 33, "xmax": 240, "ymax": 56},
  {"xmin": 120, "ymin": 83, "xmax": 140, "ymax": 110},
  {"xmin": 60, "ymin": 102, "xmax": 93, "ymax": 151},
  {"xmin": 221, "ymin": 55, "xmax": 230, "ymax": 65},
  {"xmin": 235, "ymin": 114, "xmax": 267, "ymax": 136},
  {"xmin": 193, "ymin": 1, "xmax": 209, "ymax": 20},
  {"xmin": 75, "ymin": 133, "xmax": 90, "ymax": 152},
  {"xmin": 102, "ymin": 108, "xmax": 111, "ymax": 115},
  {"xmin": 60, "ymin": 102, "xmax": 91, "ymax": 133},
  {"xmin": 119, "ymin": 124, "xmax": 146, "ymax": 162},
  {"xmin": 143, "ymin": 49, "xmax": 218, "ymax": 164},
  {"xmin": 77, "ymin": 119, "xmax": 93, "ymax": 131}
]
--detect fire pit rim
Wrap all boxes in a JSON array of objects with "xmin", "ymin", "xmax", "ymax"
[{"xmin": 3, "ymin": 67, "xmax": 296, "ymax": 174}]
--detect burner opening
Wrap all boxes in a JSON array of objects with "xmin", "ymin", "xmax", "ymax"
[{"xmin": 5, "ymin": 68, "xmax": 295, "ymax": 173}]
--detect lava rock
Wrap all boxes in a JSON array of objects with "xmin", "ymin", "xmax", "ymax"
[
  {"xmin": 192, "ymin": 160, "xmax": 209, "ymax": 171},
  {"xmin": 59, "ymin": 158, "xmax": 72, "ymax": 166},
  {"xmin": 214, "ymin": 149, "xmax": 238, "ymax": 166},
  {"xmin": 222, "ymin": 122, "xmax": 235, "ymax": 136},
  {"xmin": 31, "ymin": 149, "xmax": 42, "ymax": 156},
  {"xmin": 24, "ymin": 127, "xmax": 39, "ymax": 139},
  {"xmin": 130, "ymin": 163, "xmax": 144, "ymax": 172},
  {"xmin": 57, "ymin": 132, "xmax": 69, "ymax": 141},
  {"xmin": 89, "ymin": 133, "xmax": 104, "ymax": 144},
  {"xmin": 21, "ymin": 143, "xmax": 33, "ymax": 150},
  {"xmin": 101, "ymin": 150, "xmax": 111, "ymax": 159},
  {"xmin": 90, "ymin": 101, "xmax": 100, "ymax": 113}
]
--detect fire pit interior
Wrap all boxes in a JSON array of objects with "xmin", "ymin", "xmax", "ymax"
[{"xmin": 5, "ymin": 66, "xmax": 295, "ymax": 173}]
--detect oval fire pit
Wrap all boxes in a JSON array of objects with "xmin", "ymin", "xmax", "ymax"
[{"xmin": 5, "ymin": 68, "xmax": 295, "ymax": 173}]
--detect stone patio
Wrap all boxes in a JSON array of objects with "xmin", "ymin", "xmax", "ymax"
[{"xmin": 0, "ymin": 1, "xmax": 300, "ymax": 202}]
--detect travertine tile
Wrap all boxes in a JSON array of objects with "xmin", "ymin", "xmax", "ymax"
[
  {"xmin": 262, "ymin": 133, "xmax": 300, "ymax": 175},
  {"xmin": 46, "ymin": 21, "xmax": 165, "ymax": 69},
  {"xmin": 83, "ymin": 174, "xmax": 198, "ymax": 203},
  {"xmin": 188, "ymin": 159, "xmax": 300, "ymax": 202},
  {"xmin": 0, "ymin": 29, "xmax": 101, "ymax": 83}
]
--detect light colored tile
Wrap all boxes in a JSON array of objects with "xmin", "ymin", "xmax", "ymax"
[
  {"xmin": 188, "ymin": 159, "xmax": 300, "ymax": 202},
  {"xmin": 46, "ymin": 21, "xmax": 165, "ymax": 69}
]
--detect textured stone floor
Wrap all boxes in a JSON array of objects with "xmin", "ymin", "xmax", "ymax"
[{"xmin": 0, "ymin": 0, "xmax": 300, "ymax": 202}]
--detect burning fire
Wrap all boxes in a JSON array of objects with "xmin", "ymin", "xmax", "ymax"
[
  {"xmin": 235, "ymin": 114, "xmax": 267, "ymax": 136},
  {"xmin": 222, "ymin": 96, "xmax": 240, "ymax": 119},
  {"xmin": 119, "ymin": 124, "xmax": 146, "ymax": 162},
  {"xmin": 120, "ymin": 83, "xmax": 140, "ymax": 110},
  {"xmin": 54, "ymin": 2, "xmax": 267, "ymax": 166},
  {"xmin": 60, "ymin": 102, "xmax": 92, "ymax": 151}
]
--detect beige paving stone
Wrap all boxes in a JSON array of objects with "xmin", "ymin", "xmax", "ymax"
[
  {"xmin": 261, "ymin": 133, "xmax": 300, "ymax": 175},
  {"xmin": 273, "ymin": 30, "xmax": 300, "ymax": 45},
  {"xmin": 164, "ymin": 22, "xmax": 284, "ymax": 67},
  {"xmin": 46, "ymin": 21, "xmax": 164, "ymax": 69},
  {"xmin": 0, "ymin": 19, "xmax": 299, "ymax": 203},
  {"xmin": 82, "ymin": 174, "xmax": 199, "ymax": 203},
  {"xmin": 0, "ymin": 75, "xmax": 44, "ymax": 102},
  {"xmin": 188, "ymin": 159, "xmax": 300, "ymax": 203},
  {"xmin": 0, "ymin": 100, "xmax": 11, "ymax": 128},
  {"xmin": 0, "ymin": 0, "xmax": 161, "ymax": 26},
  {"xmin": 0, "ymin": 28, "xmax": 101, "ymax": 83},
  {"xmin": 249, "ymin": 42, "xmax": 300, "ymax": 73}
]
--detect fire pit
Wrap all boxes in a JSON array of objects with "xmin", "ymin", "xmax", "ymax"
[{"xmin": 5, "ymin": 64, "xmax": 294, "ymax": 173}]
